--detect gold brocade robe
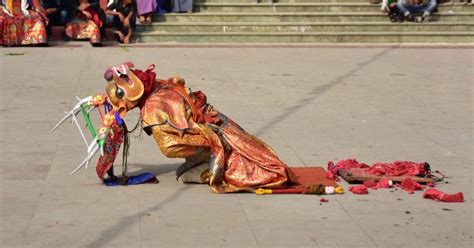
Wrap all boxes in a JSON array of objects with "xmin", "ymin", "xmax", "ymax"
[{"xmin": 140, "ymin": 83, "xmax": 296, "ymax": 193}]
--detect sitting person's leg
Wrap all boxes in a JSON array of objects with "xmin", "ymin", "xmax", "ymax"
[
  {"xmin": 144, "ymin": 13, "xmax": 152, "ymax": 25},
  {"xmin": 113, "ymin": 29, "xmax": 125, "ymax": 42},
  {"xmin": 122, "ymin": 15, "xmax": 135, "ymax": 44},
  {"xmin": 421, "ymin": 0, "xmax": 437, "ymax": 17},
  {"xmin": 106, "ymin": 14, "xmax": 125, "ymax": 42},
  {"xmin": 59, "ymin": 9, "xmax": 69, "ymax": 25},
  {"xmin": 138, "ymin": 14, "xmax": 146, "ymax": 24},
  {"xmin": 45, "ymin": 11, "xmax": 60, "ymax": 35},
  {"xmin": 106, "ymin": 14, "xmax": 120, "ymax": 28},
  {"xmin": 97, "ymin": 8, "xmax": 107, "ymax": 36},
  {"xmin": 397, "ymin": 1, "xmax": 427, "ymax": 21},
  {"xmin": 397, "ymin": 1, "xmax": 412, "ymax": 17},
  {"xmin": 387, "ymin": 0, "xmax": 399, "ymax": 22},
  {"xmin": 123, "ymin": 26, "xmax": 132, "ymax": 44}
]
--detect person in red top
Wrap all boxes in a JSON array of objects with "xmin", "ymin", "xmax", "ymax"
[{"xmin": 64, "ymin": 0, "xmax": 103, "ymax": 45}]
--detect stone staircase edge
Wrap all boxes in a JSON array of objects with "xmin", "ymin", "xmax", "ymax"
[
  {"xmin": 137, "ymin": 22, "xmax": 474, "ymax": 26},
  {"xmin": 138, "ymin": 31, "xmax": 474, "ymax": 36}
]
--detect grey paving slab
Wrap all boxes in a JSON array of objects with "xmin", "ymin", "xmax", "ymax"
[
  {"xmin": 237, "ymin": 195, "xmax": 349, "ymax": 221},
  {"xmin": 250, "ymin": 219, "xmax": 375, "ymax": 247},
  {"xmin": 0, "ymin": 44, "xmax": 472, "ymax": 248}
]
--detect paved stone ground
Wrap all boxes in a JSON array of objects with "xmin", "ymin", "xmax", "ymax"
[{"xmin": 0, "ymin": 44, "xmax": 472, "ymax": 248}]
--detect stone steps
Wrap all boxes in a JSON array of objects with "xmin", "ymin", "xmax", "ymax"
[
  {"xmin": 136, "ymin": 32, "xmax": 474, "ymax": 43},
  {"xmin": 193, "ymin": 3, "xmax": 471, "ymax": 13},
  {"xmin": 152, "ymin": 12, "xmax": 473, "ymax": 22},
  {"xmin": 136, "ymin": 22, "xmax": 474, "ymax": 33},
  {"xmin": 195, "ymin": 0, "xmax": 373, "ymax": 3},
  {"xmin": 133, "ymin": 1, "xmax": 474, "ymax": 43}
]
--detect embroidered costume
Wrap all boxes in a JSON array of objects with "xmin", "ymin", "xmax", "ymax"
[
  {"xmin": 1, "ymin": 0, "xmax": 48, "ymax": 46},
  {"xmin": 53, "ymin": 62, "xmax": 297, "ymax": 193},
  {"xmin": 64, "ymin": 0, "xmax": 102, "ymax": 44}
]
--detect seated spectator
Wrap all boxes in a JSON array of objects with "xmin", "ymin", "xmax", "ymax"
[
  {"xmin": 42, "ymin": 0, "xmax": 69, "ymax": 27},
  {"xmin": 106, "ymin": 0, "xmax": 136, "ymax": 44},
  {"xmin": 1, "ymin": 0, "xmax": 48, "ymax": 46},
  {"xmin": 64, "ymin": 0, "xmax": 103, "ymax": 45},
  {"xmin": 172, "ymin": 0, "xmax": 193, "ymax": 13},
  {"xmin": 397, "ymin": 0, "xmax": 437, "ymax": 22},
  {"xmin": 381, "ymin": 0, "xmax": 399, "ymax": 22},
  {"xmin": 136, "ymin": 0, "xmax": 155, "ymax": 25}
]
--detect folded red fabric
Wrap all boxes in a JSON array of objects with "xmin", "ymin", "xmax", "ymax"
[
  {"xmin": 401, "ymin": 178, "xmax": 423, "ymax": 194},
  {"xmin": 363, "ymin": 180, "xmax": 377, "ymax": 188},
  {"xmin": 423, "ymin": 189, "xmax": 464, "ymax": 203},
  {"xmin": 327, "ymin": 159, "xmax": 429, "ymax": 181},
  {"xmin": 376, "ymin": 178, "xmax": 393, "ymax": 188},
  {"xmin": 349, "ymin": 185, "xmax": 369, "ymax": 194}
]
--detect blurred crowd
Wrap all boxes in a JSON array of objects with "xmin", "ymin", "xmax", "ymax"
[
  {"xmin": 0, "ymin": 0, "xmax": 193, "ymax": 46},
  {"xmin": 1, "ymin": 0, "xmax": 471, "ymax": 47}
]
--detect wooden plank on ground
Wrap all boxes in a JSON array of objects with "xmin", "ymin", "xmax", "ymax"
[{"xmin": 339, "ymin": 168, "xmax": 433, "ymax": 184}]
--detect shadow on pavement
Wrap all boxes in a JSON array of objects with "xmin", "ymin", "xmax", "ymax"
[
  {"xmin": 255, "ymin": 47, "xmax": 395, "ymax": 136},
  {"xmin": 85, "ymin": 184, "xmax": 191, "ymax": 248},
  {"xmin": 127, "ymin": 162, "xmax": 182, "ymax": 176}
]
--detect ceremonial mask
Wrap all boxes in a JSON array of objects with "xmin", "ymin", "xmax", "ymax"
[{"xmin": 104, "ymin": 62, "xmax": 144, "ymax": 118}]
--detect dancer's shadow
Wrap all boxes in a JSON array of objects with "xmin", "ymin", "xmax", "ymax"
[
  {"xmin": 255, "ymin": 47, "xmax": 394, "ymax": 136},
  {"xmin": 126, "ymin": 162, "xmax": 182, "ymax": 176},
  {"xmin": 85, "ymin": 184, "xmax": 191, "ymax": 248}
]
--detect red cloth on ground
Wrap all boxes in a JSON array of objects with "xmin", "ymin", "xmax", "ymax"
[
  {"xmin": 320, "ymin": 198, "xmax": 329, "ymax": 203},
  {"xmin": 400, "ymin": 178, "xmax": 423, "ymax": 194},
  {"xmin": 327, "ymin": 159, "xmax": 369, "ymax": 181},
  {"xmin": 349, "ymin": 185, "xmax": 369, "ymax": 194},
  {"xmin": 376, "ymin": 178, "xmax": 393, "ymax": 188},
  {"xmin": 423, "ymin": 189, "xmax": 464, "ymax": 203},
  {"xmin": 327, "ymin": 159, "xmax": 429, "ymax": 180},
  {"xmin": 363, "ymin": 180, "xmax": 377, "ymax": 188},
  {"xmin": 326, "ymin": 161, "xmax": 339, "ymax": 181},
  {"xmin": 368, "ymin": 161, "xmax": 426, "ymax": 177}
]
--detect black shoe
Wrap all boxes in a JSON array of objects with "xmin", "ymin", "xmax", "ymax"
[
  {"xmin": 397, "ymin": 14, "xmax": 405, "ymax": 22},
  {"xmin": 389, "ymin": 13, "xmax": 398, "ymax": 22},
  {"xmin": 406, "ymin": 14, "xmax": 417, "ymax": 22},
  {"xmin": 414, "ymin": 16, "xmax": 424, "ymax": 23}
]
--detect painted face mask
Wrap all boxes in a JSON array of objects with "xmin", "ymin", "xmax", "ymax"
[
  {"xmin": 104, "ymin": 62, "xmax": 145, "ymax": 119},
  {"xmin": 51, "ymin": 62, "xmax": 147, "ymax": 177}
]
